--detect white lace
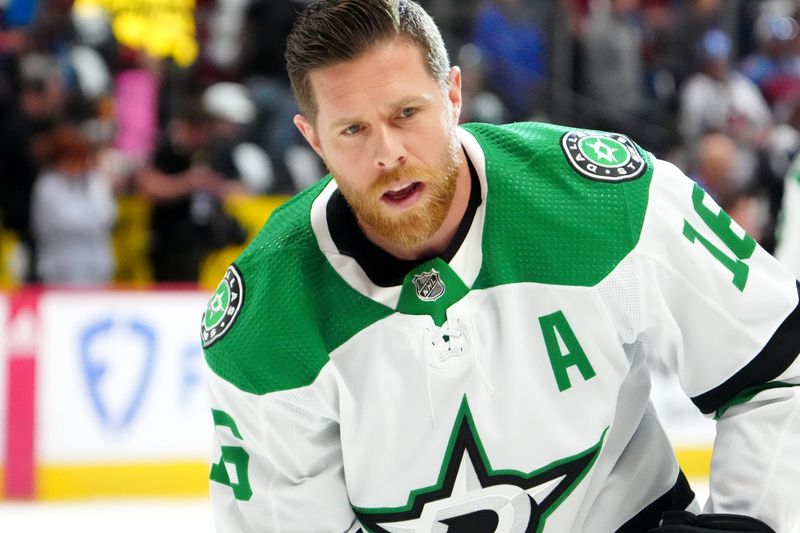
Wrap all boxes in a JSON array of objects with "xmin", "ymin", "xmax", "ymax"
[
  {"xmin": 429, "ymin": 322, "xmax": 466, "ymax": 362},
  {"xmin": 422, "ymin": 319, "xmax": 495, "ymax": 426}
]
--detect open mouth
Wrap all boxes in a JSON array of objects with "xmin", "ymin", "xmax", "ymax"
[{"xmin": 382, "ymin": 182, "xmax": 424, "ymax": 207}]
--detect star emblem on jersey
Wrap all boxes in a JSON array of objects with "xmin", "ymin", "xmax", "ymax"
[
  {"xmin": 201, "ymin": 265, "xmax": 245, "ymax": 348},
  {"xmin": 412, "ymin": 269, "xmax": 446, "ymax": 302},
  {"xmin": 560, "ymin": 131, "xmax": 647, "ymax": 182},
  {"xmin": 353, "ymin": 398, "xmax": 604, "ymax": 533}
]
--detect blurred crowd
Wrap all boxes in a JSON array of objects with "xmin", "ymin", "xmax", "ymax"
[{"xmin": 0, "ymin": 0, "xmax": 798, "ymax": 286}]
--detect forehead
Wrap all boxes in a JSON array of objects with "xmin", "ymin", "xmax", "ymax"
[{"xmin": 308, "ymin": 38, "xmax": 440, "ymax": 123}]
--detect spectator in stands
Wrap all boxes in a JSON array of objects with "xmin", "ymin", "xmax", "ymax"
[
  {"xmin": 30, "ymin": 123, "xmax": 117, "ymax": 285},
  {"xmin": 678, "ymin": 29, "xmax": 773, "ymax": 192},
  {"xmin": 202, "ymin": 81, "xmax": 273, "ymax": 194},
  {"xmin": 457, "ymin": 43, "xmax": 510, "ymax": 125},
  {"xmin": 641, "ymin": 0, "xmax": 681, "ymax": 105},
  {"xmin": 582, "ymin": 0, "xmax": 646, "ymax": 120},
  {"xmin": 112, "ymin": 48, "xmax": 161, "ymax": 170},
  {"xmin": 239, "ymin": 0, "xmax": 321, "ymax": 194},
  {"xmin": 0, "ymin": 53, "xmax": 65, "ymax": 282},
  {"xmin": 693, "ymin": 132, "xmax": 739, "ymax": 205},
  {"xmin": 692, "ymin": 132, "xmax": 767, "ymax": 243},
  {"xmin": 768, "ymin": 99, "xmax": 800, "ymax": 179},
  {"xmin": 669, "ymin": 0, "xmax": 723, "ymax": 84},
  {"xmin": 563, "ymin": 0, "xmax": 591, "ymax": 38},
  {"xmin": 581, "ymin": 0, "xmax": 668, "ymax": 152},
  {"xmin": 640, "ymin": 0, "xmax": 719, "ymax": 113},
  {"xmin": 740, "ymin": 10, "xmax": 800, "ymax": 121},
  {"xmin": 471, "ymin": 0, "xmax": 548, "ymax": 120},
  {"xmin": 135, "ymin": 103, "xmax": 247, "ymax": 283}
]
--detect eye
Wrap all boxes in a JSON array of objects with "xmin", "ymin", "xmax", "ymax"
[
  {"xmin": 341, "ymin": 124, "xmax": 362, "ymax": 136},
  {"xmin": 399, "ymin": 107, "xmax": 416, "ymax": 119}
]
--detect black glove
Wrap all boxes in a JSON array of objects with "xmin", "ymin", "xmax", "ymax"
[{"xmin": 648, "ymin": 510, "xmax": 776, "ymax": 532}]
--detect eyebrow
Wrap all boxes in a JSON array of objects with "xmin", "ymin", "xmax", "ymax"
[{"xmin": 329, "ymin": 95, "xmax": 432, "ymax": 130}]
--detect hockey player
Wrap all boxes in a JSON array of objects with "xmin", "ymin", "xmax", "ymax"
[{"xmin": 201, "ymin": 1, "xmax": 800, "ymax": 531}]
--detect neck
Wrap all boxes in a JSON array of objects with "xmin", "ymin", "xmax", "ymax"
[{"xmin": 360, "ymin": 148, "xmax": 472, "ymax": 261}]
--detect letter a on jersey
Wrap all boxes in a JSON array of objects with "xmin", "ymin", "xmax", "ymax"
[
  {"xmin": 354, "ymin": 397, "xmax": 604, "ymax": 532},
  {"xmin": 539, "ymin": 310, "xmax": 597, "ymax": 392}
]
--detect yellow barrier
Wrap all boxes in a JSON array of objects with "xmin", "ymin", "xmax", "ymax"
[
  {"xmin": 111, "ymin": 194, "xmax": 289, "ymax": 289},
  {"xmin": 37, "ymin": 462, "xmax": 209, "ymax": 500},
  {"xmin": 112, "ymin": 196, "xmax": 154, "ymax": 286},
  {"xmin": 675, "ymin": 447, "xmax": 712, "ymax": 481},
  {"xmin": 0, "ymin": 228, "xmax": 21, "ymax": 291},
  {"xmin": 198, "ymin": 195, "xmax": 290, "ymax": 290}
]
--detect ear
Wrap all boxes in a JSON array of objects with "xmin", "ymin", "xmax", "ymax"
[
  {"xmin": 293, "ymin": 114, "xmax": 324, "ymax": 158},
  {"xmin": 447, "ymin": 66, "xmax": 463, "ymax": 123}
]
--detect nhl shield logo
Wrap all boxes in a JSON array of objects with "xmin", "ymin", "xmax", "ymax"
[
  {"xmin": 561, "ymin": 131, "xmax": 647, "ymax": 182},
  {"xmin": 202, "ymin": 264, "xmax": 245, "ymax": 348},
  {"xmin": 412, "ymin": 269, "xmax": 446, "ymax": 302}
]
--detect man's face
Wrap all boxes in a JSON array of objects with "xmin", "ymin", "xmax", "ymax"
[{"xmin": 294, "ymin": 37, "xmax": 464, "ymax": 252}]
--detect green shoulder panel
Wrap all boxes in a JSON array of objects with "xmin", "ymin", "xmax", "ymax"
[
  {"xmin": 202, "ymin": 177, "xmax": 394, "ymax": 395},
  {"xmin": 463, "ymin": 122, "xmax": 654, "ymax": 288}
]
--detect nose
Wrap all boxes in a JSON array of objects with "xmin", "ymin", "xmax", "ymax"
[{"xmin": 373, "ymin": 125, "xmax": 406, "ymax": 170}]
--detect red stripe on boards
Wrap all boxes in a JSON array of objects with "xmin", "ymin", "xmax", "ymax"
[{"xmin": 4, "ymin": 289, "xmax": 40, "ymax": 499}]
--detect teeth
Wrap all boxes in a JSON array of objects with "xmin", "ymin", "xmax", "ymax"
[{"xmin": 388, "ymin": 183, "xmax": 414, "ymax": 193}]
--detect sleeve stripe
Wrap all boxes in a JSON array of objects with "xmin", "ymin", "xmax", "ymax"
[{"xmin": 691, "ymin": 281, "xmax": 800, "ymax": 414}]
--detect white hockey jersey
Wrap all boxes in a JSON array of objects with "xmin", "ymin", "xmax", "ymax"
[{"xmin": 202, "ymin": 122, "xmax": 800, "ymax": 532}]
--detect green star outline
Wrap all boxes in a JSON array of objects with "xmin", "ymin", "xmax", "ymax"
[{"xmin": 353, "ymin": 395, "xmax": 608, "ymax": 532}]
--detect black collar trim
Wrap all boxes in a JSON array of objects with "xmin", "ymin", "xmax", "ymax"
[{"xmin": 326, "ymin": 155, "xmax": 481, "ymax": 287}]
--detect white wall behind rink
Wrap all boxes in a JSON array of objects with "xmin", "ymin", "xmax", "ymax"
[{"xmin": 35, "ymin": 290, "xmax": 213, "ymax": 464}]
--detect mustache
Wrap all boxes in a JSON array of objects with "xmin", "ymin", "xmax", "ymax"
[{"xmin": 370, "ymin": 164, "xmax": 437, "ymax": 192}]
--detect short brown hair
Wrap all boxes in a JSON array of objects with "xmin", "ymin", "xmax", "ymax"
[{"xmin": 285, "ymin": 0, "xmax": 450, "ymax": 121}]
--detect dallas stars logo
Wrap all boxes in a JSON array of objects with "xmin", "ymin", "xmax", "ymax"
[
  {"xmin": 354, "ymin": 398, "xmax": 605, "ymax": 533},
  {"xmin": 201, "ymin": 265, "xmax": 245, "ymax": 348},
  {"xmin": 560, "ymin": 131, "xmax": 647, "ymax": 182}
]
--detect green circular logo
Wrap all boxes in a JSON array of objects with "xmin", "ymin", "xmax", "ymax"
[
  {"xmin": 561, "ymin": 131, "xmax": 647, "ymax": 182},
  {"xmin": 204, "ymin": 280, "xmax": 231, "ymax": 330},
  {"xmin": 201, "ymin": 265, "xmax": 245, "ymax": 348},
  {"xmin": 578, "ymin": 136, "xmax": 630, "ymax": 167}
]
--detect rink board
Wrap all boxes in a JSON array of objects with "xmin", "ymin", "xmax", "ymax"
[
  {"xmin": 2, "ymin": 289, "xmax": 214, "ymax": 500},
  {"xmin": 0, "ymin": 295, "xmax": 7, "ymax": 497},
  {"xmin": 1, "ymin": 287, "xmax": 715, "ymax": 500}
]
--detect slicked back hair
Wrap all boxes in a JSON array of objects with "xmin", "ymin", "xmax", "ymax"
[{"xmin": 285, "ymin": 0, "xmax": 450, "ymax": 122}]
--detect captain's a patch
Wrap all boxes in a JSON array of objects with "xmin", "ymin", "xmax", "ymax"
[
  {"xmin": 560, "ymin": 131, "xmax": 647, "ymax": 182},
  {"xmin": 202, "ymin": 265, "xmax": 245, "ymax": 348}
]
